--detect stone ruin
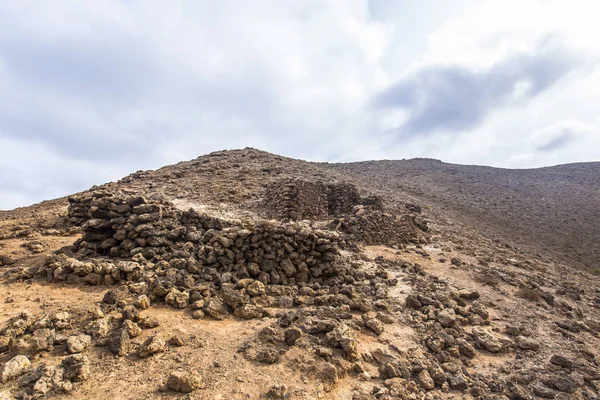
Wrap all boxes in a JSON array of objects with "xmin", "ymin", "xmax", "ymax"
[
  {"xmin": 40, "ymin": 190, "xmax": 398, "ymax": 320},
  {"xmin": 262, "ymin": 178, "xmax": 383, "ymax": 221},
  {"xmin": 262, "ymin": 179, "xmax": 329, "ymax": 221}
]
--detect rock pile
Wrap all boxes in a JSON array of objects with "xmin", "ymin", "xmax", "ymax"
[
  {"xmin": 42, "ymin": 191, "xmax": 389, "ymax": 318},
  {"xmin": 0, "ymin": 311, "xmax": 92, "ymax": 399},
  {"xmin": 66, "ymin": 191, "xmax": 339, "ymax": 283}
]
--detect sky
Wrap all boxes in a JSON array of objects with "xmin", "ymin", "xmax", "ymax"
[{"xmin": 1, "ymin": 0, "xmax": 599, "ymax": 209}]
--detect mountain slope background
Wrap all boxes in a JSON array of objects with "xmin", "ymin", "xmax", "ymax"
[{"xmin": 5, "ymin": 148, "xmax": 597, "ymax": 272}]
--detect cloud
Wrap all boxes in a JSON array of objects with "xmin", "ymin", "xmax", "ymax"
[
  {"xmin": 532, "ymin": 121, "xmax": 587, "ymax": 153},
  {"xmin": 0, "ymin": 0, "xmax": 599, "ymax": 210},
  {"xmin": 373, "ymin": 37, "xmax": 578, "ymax": 136}
]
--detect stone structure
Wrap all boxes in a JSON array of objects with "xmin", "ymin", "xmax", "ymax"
[{"xmin": 262, "ymin": 179, "xmax": 377, "ymax": 221}]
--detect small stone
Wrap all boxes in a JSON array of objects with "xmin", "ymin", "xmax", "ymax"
[
  {"xmin": 417, "ymin": 370, "xmax": 435, "ymax": 390},
  {"xmin": 51, "ymin": 312, "xmax": 71, "ymax": 330},
  {"xmin": 376, "ymin": 312, "xmax": 395, "ymax": 324},
  {"xmin": 447, "ymin": 375, "xmax": 468, "ymax": 390},
  {"xmin": 190, "ymin": 299, "xmax": 205, "ymax": 310},
  {"xmin": 437, "ymin": 308, "xmax": 456, "ymax": 328},
  {"xmin": 191, "ymin": 310, "xmax": 205, "ymax": 320},
  {"xmin": 66, "ymin": 335, "xmax": 91, "ymax": 354},
  {"xmin": 87, "ymin": 316, "xmax": 112, "ymax": 339},
  {"xmin": 405, "ymin": 294, "xmax": 422, "ymax": 309},
  {"xmin": 139, "ymin": 316, "xmax": 160, "ymax": 329},
  {"xmin": 204, "ymin": 298, "xmax": 229, "ymax": 320},
  {"xmin": 247, "ymin": 280, "xmax": 266, "ymax": 297},
  {"xmin": 169, "ymin": 333, "xmax": 185, "ymax": 347},
  {"xmin": 459, "ymin": 289, "xmax": 480, "ymax": 300},
  {"xmin": 0, "ymin": 390, "xmax": 13, "ymax": 400},
  {"xmin": 135, "ymin": 295, "xmax": 151, "ymax": 310},
  {"xmin": 165, "ymin": 289, "xmax": 189, "ymax": 309},
  {"xmin": 531, "ymin": 382, "xmax": 557, "ymax": 399},
  {"xmin": 284, "ymin": 327, "xmax": 303, "ymax": 346},
  {"xmin": 515, "ymin": 335, "xmax": 540, "ymax": 351},
  {"xmin": 138, "ymin": 336, "xmax": 166, "ymax": 358},
  {"xmin": 121, "ymin": 305, "xmax": 140, "ymax": 322},
  {"xmin": 122, "ymin": 320, "xmax": 142, "ymax": 338},
  {"xmin": 0, "ymin": 336, "xmax": 9, "ymax": 352},
  {"xmin": 234, "ymin": 304, "xmax": 263, "ymax": 319},
  {"xmin": 167, "ymin": 371, "xmax": 203, "ymax": 393},
  {"xmin": 550, "ymin": 354, "xmax": 573, "ymax": 368},
  {"xmin": 108, "ymin": 329, "xmax": 130, "ymax": 356},
  {"xmin": 0, "ymin": 355, "xmax": 31, "ymax": 383},
  {"xmin": 62, "ymin": 354, "xmax": 91, "ymax": 382},
  {"xmin": 505, "ymin": 324, "xmax": 521, "ymax": 336},
  {"xmin": 365, "ymin": 318, "xmax": 385, "ymax": 335}
]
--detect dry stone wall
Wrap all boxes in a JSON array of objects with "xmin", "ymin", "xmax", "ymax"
[
  {"xmin": 59, "ymin": 191, "xmax": 343, "ymax": 287},
  {"xmin": 262, "ymin": 179, "xmax": 329, "ymax": 220},
  {"xmin": 326, "ymin": 183, "xmax": 361, "ymax": 216},
  {"xmin": 329, "ymin": 205, "xmax": 424, "ymax": 247},
  {"xmin": 262, "ymin": 179, "xmax": 376, "ymax": 221}
]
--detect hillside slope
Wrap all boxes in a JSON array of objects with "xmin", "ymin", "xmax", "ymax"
[{"xmin": 0, "ymin": 148, "xmax": 599, "ymax": 400}]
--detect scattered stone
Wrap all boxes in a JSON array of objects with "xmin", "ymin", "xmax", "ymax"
[
  {"xmin": 169, "ymin": 333, "xmax": 185, "ymax": 347},
  {"xmin": 62, "ymin": 354, "xmax": 91, "ymax": 382},
  {"xmin": 108, "ymin": 329, "xmax": 131, "ymax": 356},
  {"xmin": 122, "ymin": 320, "xmax": 142, "ymax": 338},
  {"xmin": 417, "ymin": 370, "xmax": 435, "ymax": 390},
  {"xmin": 167, "ymin": 371, "xmax": 203, "ymax": 393},
  {"xmin": 139, "ymin": 316, "xmax": 160, "ymax": 329},
  {"xmin": 66, "ymin": 334, "xmax": 91, "ymax": 354},
  {"xmin": 365, "ymin": 318, "xmax": 385, "ymax": 335},
  {"xmin": 515, "ymin": 335, "xmax": 540, "ymax": 351},
  {"xmin": 284, "ymin": 327, "xmax": 303, "ymax": 345},
  {"xmin": 472, "ymin": 327, "xmax": 505, "ymax": 353},
  {"xmin": 0, "ymin": 355, "xmax": 31, "ymax": 383},
  {"xmin": 138, "ymin": 336, "xmax": 166, "ymax": 358}
]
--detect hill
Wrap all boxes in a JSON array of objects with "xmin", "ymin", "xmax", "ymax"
[{"xmin": 0, "ymin": 148, "xmax": 598, "ymax": 400}]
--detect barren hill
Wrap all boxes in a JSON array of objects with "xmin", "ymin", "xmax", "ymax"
[{"xmin": 0, "ymin": 148, "xmax": 599, "ymax": 400}]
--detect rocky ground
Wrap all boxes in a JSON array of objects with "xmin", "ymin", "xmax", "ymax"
[{"xmin": 0, "ymin": 148, "xmax": 599, "ymax": 400}]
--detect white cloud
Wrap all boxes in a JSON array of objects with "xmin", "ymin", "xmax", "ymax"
[{"xmin": 0, "ymin": 0, "xmax": 599, "ymax": 209}]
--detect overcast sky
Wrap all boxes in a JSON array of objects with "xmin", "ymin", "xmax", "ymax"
[{"xmin": 1, "ymin": 0, "xmax": 599, "ymax": 209}]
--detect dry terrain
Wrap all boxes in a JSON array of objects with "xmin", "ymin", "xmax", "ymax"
[{"xmin": 0, "ymin": 148, "xmax": 598, "ymax": 400}]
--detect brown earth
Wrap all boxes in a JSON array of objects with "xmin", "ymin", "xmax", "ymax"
[{"xmin": 0, "ymin": 148, "xmax": 599, "ymax": 400}]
